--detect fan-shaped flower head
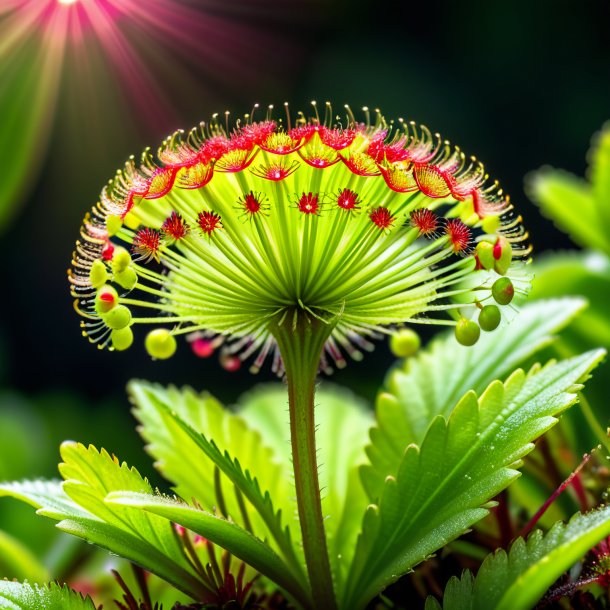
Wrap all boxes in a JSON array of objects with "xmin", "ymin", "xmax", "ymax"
[{"xmin": 69, "ymin": 103, "xmax": 531, "ymax": 374}]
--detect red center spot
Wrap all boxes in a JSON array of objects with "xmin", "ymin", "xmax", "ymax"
[
  {"xmin": 298, "ymin": 192, "xmax": 320, "ymax": 214},
  {"xmin": 445, "ymin": 219, "xmax": 472, "ymax": 253},
  {"xmin": 132, "ymin": 228, "xmax": 161, "ymax": 260},
  {"xmin": 198, "ymin": 211, "xmax": 222, "ymax": 235},
  {"xmin": 410, "ymin": 208, "xmax": 439, "ymax": 236},
  {"xmin": 242, "ymin": 192, "xmax": 262, "ymax": 214},
  {"xmin": 99, "ymin": 292, "xmax": 115, "ymax": 303},
  {"xmin": 336, "ymin": 188, "xmax": 359, "ymax": 210},
  {"xmin": 161, "ymin": 211, "xmax": 190, "ymax": 240},
  {"xmin": 493, "ymin": 238, "xmax": 503, "ymax": 260},
  {"xmin": 102, "ymin": 242, "xmax": 115, "ymax": 261},
  {"xmin": 369, "ymin": 207, "xmax": 394, "ymax": 230}
]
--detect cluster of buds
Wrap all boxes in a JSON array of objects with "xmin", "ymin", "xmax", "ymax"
[{"xmin": 69, "ymin": 103, "xmax": 530, "ymax": 373}]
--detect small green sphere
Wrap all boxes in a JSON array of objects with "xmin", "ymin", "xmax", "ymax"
[
  {"xmin": 111, "ymin": 327, "xmax": 133, "ymax": 351},
  {"xmin": 94, "ymin": 285, "xmax": 118, "ymax": 315},
  {"xmin": 89, "ymin": 260, "xmax": 108, "ymax": 289},
  {"xmin": 390, "ymin": 328, "xmax": 421, "ymax": 358},
  {"xmin": 112, "ymin": 249, "xmax": 132, "ymax": 275},
  {"xmin": 114, "ymin": 267, "xmax": 138, "ymax": 291},
  {"xmin": 455, "ymin": 318, "xmax": 480, "ymax": 346},
  {"xmin": 475, "ymin": 241, "xmax": 495, "ymax": 271},
  {"xmin": 145, "ymin": 329, "xmax": 177, "ymax": 360},
  {"xmin": 492, "ymin": 277, "xmax": 515, "ymax": 305},
  {"xmin": 478, "ymin": 305, "xmax": 501, "ymax": 331},
  {"xmin": 104, "ymin": 305, "xmax": 132, "ymax": 330}
]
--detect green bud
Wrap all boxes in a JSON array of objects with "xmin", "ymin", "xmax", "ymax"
[
  {"xmin": 106, "ymin": 215, "xmax": 123, "ymax": 236},
  {"xmin": 111, "ymin": 327, "xmax": 133, "ymax": 351},
  {"xmin": 390, "ymin": 328, "xmax": 421, "ymax": 358},
  {"xmin": 114, "ymin": 267, "xmax": 138, "ymax": 291},
  {"xmin": 112, "ymin": 249, "xmax": 132, "ymax": 275},
  {"xmin": 94, "ymin": 285, "xmax": 118, "ymax": 315},
  {"xmin": 455, "ymin": 318, "xmax": 480, "ymax": 346},
  {"xmin": 89, "ymin": 260, "xmax": 108, "ymax": 289},
  {"xmin": 476, "ymin": 241, "xmax": 495, "ymax": 270},
  {"xmin": 493, "ymin": 236, "xmax": 513, "ymax": 276},
  {"xmin": 478, "ymin": 304, "xmax": 501, "ymax": 331},
  {"xmin": 492, "ymin": 277, "xmax": 514, "ymax": 305},
  {"xmin": 145, "ymin": 328, "xmax": 177, "ymax": 360},
  {"xmin": 104, "ymin": 305, "xmax": 132, "ymax": 330}
]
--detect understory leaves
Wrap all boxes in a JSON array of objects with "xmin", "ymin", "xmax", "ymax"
[
  {"xmin": 237, "ymin": 384, "xmax": 372, "ymax": 595},
  {"xmin": 342, "ymin": 349, "xmax": 604, "ymax": 609},
  {"xmin": 0, "ymin": 447, "xmax": 211, "ymax": 601},
  {"xmin": 131, "ymin": 381, "xmax": 372, "ymax": 600},
  {"xmin": 0, "ymin": 581, "xmax": 97, "ymax": 609},
  {"xmin": 129, "ymin": 382, "xmax": 300, "ymax": 572},
  {"xmin": 363, "ymin": 298, "xmax": 586, "ymax": 500},
  {"xmin": 426, "ymin": 505, "xmax": 610, "ymax": 610},
  {"xmin": 106, "ymin": 491, "xmax": 311, "ymax": 606}
]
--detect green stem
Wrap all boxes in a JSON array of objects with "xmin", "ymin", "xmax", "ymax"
[{"xmin": 271, "ymin": 311, "xmax": 338, "ymax": 610}]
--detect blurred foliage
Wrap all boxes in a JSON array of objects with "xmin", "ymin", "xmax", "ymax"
[{"xmin": 527, "ymin": 124, "xmax": 610, "ymax": 456}]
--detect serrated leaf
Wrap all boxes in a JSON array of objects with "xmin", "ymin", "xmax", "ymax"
[
  {"xmin": 128, "ymin": 382, "xmax": 305, "ymax": 582},
  {"xmin": 236, "ymin": 383, "xmax": 373, "ymax": 596},
  {"xmin": 428, "ymin": 505, "xmax": 610, "ymax": 610},
  {"xmin": 363, "ymin": 298, "xmax": 587, "ymax": 500},
  {"xmin": 106, "ymin": 491, "xmax": 312, "ymax": 607},
  {"xmin": 342, "ymin": 349, "xmax": 605, "ymax": 609},
  {"xmin": 0, "ymin": 581, "xmax": 97, "ymax": 610},
  {"xmin": 1, "ymin": 449, "xmax": 211, "ymax": 600}
]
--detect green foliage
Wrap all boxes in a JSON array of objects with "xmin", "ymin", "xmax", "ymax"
[
  {"xmin": 237, "ymin": 384, "xmax": 372, "ymax": 595},
  {"xmin": 131, "ymin": 381, "xmax": 372, "ymax": 601},
  {"xmin": 426, "ymin": 505, "xmax": 610, "ymax": 610},
  {"xmin": 129, "ymin": 381, "xmax": 306, "ymax": 587},
  {"xmin": 0, "ymin": 448, "xmax": 212, "ymax": 601},
  {"xmin": 130, "ymin": 382, "xmax": 300, "ymax": 563},
  {"xmin": 362, "ymin": 298, "xmax": 586, "ymax": 500},
  {"xmin": 0, "ymin": 581, "xmax": 97, "ymax": 610},
  {"xmin": 527, "ymin": 123, "xmax": 610, "ymax": 255},
  {"xmin": 106, "ymin": 491, "xmax": 311, "ymax": 607},
  {"xmin": 0, "ymin": 530, "xmax": 49, "ymax": 583},
  {"xmin": 342, "ymin": 349, "xmax": 605, "ymax": 609}
]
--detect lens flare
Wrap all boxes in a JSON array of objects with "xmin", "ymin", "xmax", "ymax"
[{"xmin": 0, "ymin": 0, "xmax": 307, "ymax": 232}]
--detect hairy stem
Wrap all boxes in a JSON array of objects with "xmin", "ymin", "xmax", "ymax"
[{"xmin": 271, "ymin": 311, "xmax": 337, "ymax": 610}]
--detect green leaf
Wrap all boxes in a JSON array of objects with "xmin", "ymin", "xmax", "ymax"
[
  {"xmin": 428, "ymin": 505, "xmax": 610, "ymax": 610},
  {"xmin": 526, "ymin": 169, "xmax": 609, "ymax": 253},
  {"xmin": 237, "ymin": 383, "xmax": 373, "ymax": 596},
  {"xmin": 106, "ymin": 491, "xmax": 312, "ymax": 608},
  {"xmin": 0, "ymin": 530, "xmax": 49, "ymax": 583},
  {"xmin": 129, "ymin": 382, "xmax": 304, "ymax": 580},
  {"xmin": 529, "ymin": 252, "xmax": 610, "ymax": 349},
  {"xmin": 526, "ymin": 123, "xmax": 610, "ymax": 254},
  {"xmin": 362, "ymin": 298, "xmax": 587, "ymax": 500},
  {"xmin": 0, "ymin": 450, "xmax": 211, "ymax": 601},
  {"xmin": 0, "ymin": 581, "xmax": 97, "ymax": 610},
  {"xmin": 342, "ymin": 349, "xmax": 605, "ymax": 609}
]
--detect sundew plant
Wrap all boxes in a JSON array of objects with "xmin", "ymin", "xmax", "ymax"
[{"xmin": 1, "ymin": 104, "xmax": 609, "ymax": 610}]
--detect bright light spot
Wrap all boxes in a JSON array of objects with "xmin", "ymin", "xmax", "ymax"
[{"xmin": 58, "ymin": 0, "xmax": 79, "ymax": 5}]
